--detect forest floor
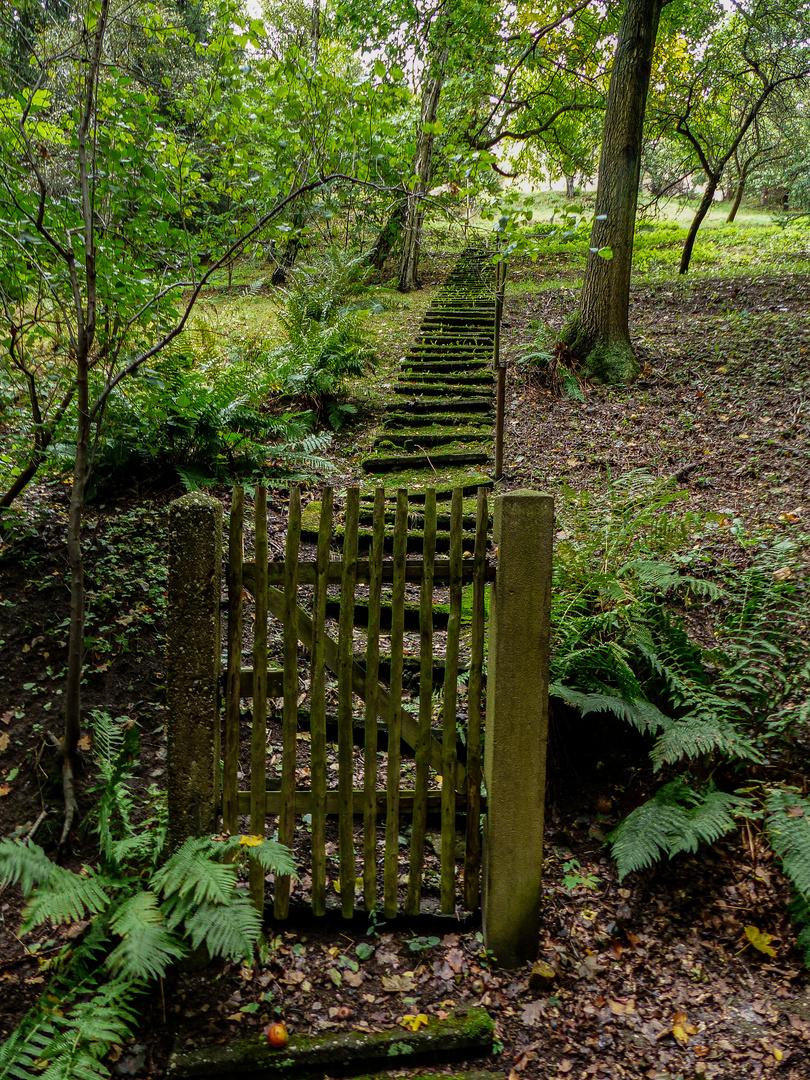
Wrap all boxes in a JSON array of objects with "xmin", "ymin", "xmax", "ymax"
[{"xmin": 0, "ymin": 230, "xmax": 809, "ymax": 1080}]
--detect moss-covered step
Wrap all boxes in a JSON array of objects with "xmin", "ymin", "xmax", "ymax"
[
  {"xmin": 318, "ymin": 526, "xmax": 484, "ymax": 555},
  {"xmin": 285, "ymin": 708, "xmax": 460, "ymax": 758},
  {"xmin": 167, "ymin": 1008, "xmax": 495, "ymax": 1080},
  {"xmin": 374, "ymin": 431, "xmax": 490, "ymax": 450},
  {"xmin": 392, "ymin": 384, "xmax": 492, "ymax": 399},
  {"xmin": 381, "ymin": 412, "xmax": 491, "ymax": 429},
  {"xmin": 354, "ymin": 652, "xmax": 469, "ymax": 688},
  {"xmin": 322, "ymin": 595, "xmax": 450, "ymax": 630},
  {"xmin": 359, "ymin": 473, "xmax": 493, "ymax": 500},
  {"xmin": 398, "ymin": 371, "xmax": 493, "ymax": 386},
  {"xmin": 361, "ymin": 451, "xmax": 489, "ymax": 474},
  {"xmin": 401, "ymin": 361, "xmax": 491, "ymax": 374},
  {"xmin": 396, "ymin": 397, "xmax": 492, "ymax": 414}
]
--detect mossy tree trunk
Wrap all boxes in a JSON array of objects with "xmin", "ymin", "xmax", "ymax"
[
  {"xmin": 398, "ymin": 47, "xmax": 448, "ymax": 293},
  {"xmin": 564, "ymin": 0, "xmax": 663, "ymax": 383}
]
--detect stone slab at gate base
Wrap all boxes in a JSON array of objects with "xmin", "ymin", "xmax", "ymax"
[
  {"xmin": 166, "ymin": 492, "xmax": 223, "ymax": 851},
  {"xmin": 482, "ymin": 490, "xmax": 553, "ymax": 968}
]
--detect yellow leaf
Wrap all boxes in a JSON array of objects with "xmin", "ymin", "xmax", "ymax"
[
  {"xmin": 744, "ymin": 925, "xmax": 777, "ymax": 958},
  {"xmin": 0, "ymin": 785, "xmax": 11, "ymax": 797},
  {"xmin": 673, "ymin": 1024, "xmax": 689, "ymax": 1046},
  {"xmin": 77, "ymin": 734, "xmax": 92, "ymax": 751},
  {"xmin": 773, "ymin": 1047, "xmax": 783, "ymax": 1062},
  {"xmin": 238, "ymin": 835, "xmax": 264, "ymax": 847},
  {"xmin": 398, "ymin": 1013, "xmax": 429, "ymax": 1031}
]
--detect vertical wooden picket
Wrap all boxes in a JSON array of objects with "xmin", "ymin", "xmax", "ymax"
[
  {"xmin": 406, "ymin": 489, "xmax": 436, "ymax": 915},
  {"xmin": 384, "ymin": 489, "xmax": 408, "ymax": 918},
  {"xmin": 275, "ymin": 487, "xmax": 301, "ymax": 919},
  {"xmin": 363, "ymin": 488, "xmax": 385, "ymax": 912},
  {"xmin": 223, "ymin": 487, "xmax": 243, "ymax": 836},
  {"xmin": 249, "ymin": 487, "xmax": 268, "ymax": 910},
  {"xmin": 337, "ymin": 487, "xmax": 360, "ymax": 918},
  {"xmin": 310, "ymin": 489, "xmax": 333, "ymax": 917},
  {"xmin": 464, "ymin": 486, "xmax": 488, "ymax": 910},
  {"xmin": 441, "ymin": 488, "xmax": 463, "ymax": 913}
]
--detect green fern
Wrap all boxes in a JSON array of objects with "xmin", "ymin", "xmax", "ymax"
[
  {"xmin": 0, "ymin": 720, "xmax": 294, "ymax": 1080},
  {"xmin": 106, "ymin": 891, "xmax": 186, "ymax": 980},
  {"xmin": 608, "ymin": 781, "xmax": 746, "ymax": 879},
  {"xmin": 765, "ymin": 788, "xmax": 810, "ymax": 897},
  {"xmin": 550, "ymin": 684, "xmax": 670, "ymax": 735}
]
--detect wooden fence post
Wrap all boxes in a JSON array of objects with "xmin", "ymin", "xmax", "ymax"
[
  {"xmin": 483, "ymin": 490, "xmax": 553, "ymax": 967},
  {"xmin": 166, "ymin": 492, "xmax": 223, "ymax": 850}
]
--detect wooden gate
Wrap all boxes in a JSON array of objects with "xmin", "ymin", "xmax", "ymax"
[{"xmin": 221, "ymin": 484, "xmax": 492, "ymax": 920}]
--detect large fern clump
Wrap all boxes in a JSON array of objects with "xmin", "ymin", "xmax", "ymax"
[
  {"xmin": 551, "ymin": 471, "xmax": 810, "ymax": 944},
  {"xmin": 0, "ymin": 714, "xmax": 294, "ymax": 1080},
  {"xmin": 87, "ymin": 322, "xmax": 334, "ymax": 493}
]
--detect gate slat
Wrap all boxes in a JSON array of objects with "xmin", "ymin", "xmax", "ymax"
[
  {"xmin": 441, "ymin": 488, "xmax": 463, "ymax": 914},
  {"xmin": 275, "ymin": 487, "xmax": 302, "ymax": 920},
  {"xmin": 363, "ymin": 488, "xmax": 385, "ymax": 912},
  {"xmin": 406, "ymin": 488, "xmax": 437, "ymax": 915},
  {"xmin": 337, "ymin": 488, "xmax": 360, "ymax": 918},
  {"xmin": 464, "ymin": 486, "xmax": 488, "ymax": 911},
  {"xmin": 310, "ymin": 488, "xmax": 333, "ymax": 917},
  {"xmin": 249, "ymin": 487, "xmax": 268, "ymax": 911},
  {"xmin": 384, "ymin": 489, "xmax": 408, "ymax": 918},
  {"xmin": 223, "ymin": 486, "xmax": 244, "ymax": 836}
]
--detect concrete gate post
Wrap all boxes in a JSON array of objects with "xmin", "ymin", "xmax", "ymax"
[
  {"xmin": 167, "ymin": 492, "xmax": 223, "ymax": 850},
  {"xmin": 483, "ymin": 490, "xmax": 553, "ymax": 967}
]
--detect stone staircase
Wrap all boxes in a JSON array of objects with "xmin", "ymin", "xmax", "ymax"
[{"xmin": 360, "ymin": 247, "xmax": 498, "ymax": 484}]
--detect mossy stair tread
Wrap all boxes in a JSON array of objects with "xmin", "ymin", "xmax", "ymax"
[
  {"xmin": 361, "ymin": 451, "xmax": 490, "ymax": 474},
  {"xmin": 382, "ymin": 412, "xmax": 491, "ymax": 428},
  {"xmin": 359, "ymin": 474, "xmax": 493, "ymax": 499},
  {"xmin": 375, "ymin": 432, "xmax": 491, "ymax": 449}
]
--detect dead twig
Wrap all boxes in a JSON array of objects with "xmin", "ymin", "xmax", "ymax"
[{"xmin": 670, "ymin": 462, "xmax": 699, "ymax": 483}]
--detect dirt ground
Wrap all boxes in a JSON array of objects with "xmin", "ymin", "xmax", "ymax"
[{"xmin": 0, "ymin": 251, "xmax": 809, "ymax": 1079}]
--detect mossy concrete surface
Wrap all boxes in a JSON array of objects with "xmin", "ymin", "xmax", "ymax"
[
  {"xmin": 166, "ymin": 492, "xmax": 223, "ymax": 850},
  {"xmin": 166, "ymin": 1007, "xmax": 494, "ymax": 1079}
]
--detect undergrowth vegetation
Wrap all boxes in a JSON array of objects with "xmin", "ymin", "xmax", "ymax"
[
  {"xmin": 550, "ymin": 471, "xmax": 810, "ymax": 953},
  {"xmin": 0, "ymin": 714, "xmax": 294, "ymax": 1080}
]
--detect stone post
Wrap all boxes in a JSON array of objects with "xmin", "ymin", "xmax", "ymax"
[
  {"xmin": 483, "ymin": 490, "xmax": 553, "ymax": 967},
  {"xmin": 167, "ymin": 492, "xmax": 223, "ymax": 850}
]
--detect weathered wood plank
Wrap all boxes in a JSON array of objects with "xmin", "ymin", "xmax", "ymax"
[
  {"xmin": 363, "ymin": 487, "xmax": 385, "ymax": 912},
  {"xmin": 249, "ymin": 487, "xmax": 268, "ymax": 911},
  {"xmin": 337, "ymin": 487, "xmax": 360, "ymax": 918},
  {"xmin": 441, "ymin": 487, "xmax": 463, "ymax": 914},
  {"xmin": 406, "ymin": 487, "xmax": 436, "ymax": 916},
  {"xmin": 465, "ymin": 486, "xmax": 488, "ymax": 911},
  {"xmin": 274, "ymin": 486, "xmax": 301, "ymax": 920},
  {"xmin": 243, "ymin": 559, "xmax": 495, "ymax": 588},
  {"xmin": 384, "ymin": 489, "xmax": 408, "ymax": 918},
  {"xmin": 309, "ymin": 488, "xmax": 333, "ymax": 917},
  {"xmin": 235, "ymin": 788, "xmax": 480, "ymax": 816}
]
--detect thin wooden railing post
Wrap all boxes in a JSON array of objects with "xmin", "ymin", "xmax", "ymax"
[
  {"xmin": 337, "ymin": 487, "xmax": 360, "ymax": 918},
  {"xmin": 482, "ymin": 490, "xmax": 553, "ymax": 968},
  {"xmin": 167, "ymin": 493, "xmax": 223, "ymax": 851}
]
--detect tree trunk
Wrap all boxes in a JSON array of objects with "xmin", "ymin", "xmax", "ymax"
[
  {"xmin": 563, "ymin": 0, "xmax": 663, "ymax": 383},
  {"xmin": 680, "ymin": 175, "xmax": 719, "ymax": 273},
  {"xmin": 398, "ymin": 47, "xmax": 448, "ymax": 293},
  {"xmin": 726, "ymin": 168, "xmax": 748, "ymax": 223},
  {"xmin": 64, "ymin": 350, "xmax": 89, "ymax": 760},
  {"xmin": 565, "ymin": 173, "xmax": 576, "ymax": 199},
  {"xmin": 365, "ymin": 200, "xmax": 406, "ymax": 270}
]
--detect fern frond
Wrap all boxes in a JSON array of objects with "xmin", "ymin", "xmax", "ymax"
[
  {"xmin": 106, "ymin": 891, "xmax": 186, "ymax": 980},
  {"xmin": 651, "ymin": 714, "xmax": 763, "ymax": 769},
  {"xmin": 550, "ymin": 683, "xmax": 670, "ymax": 735},
  {"xmin": 151, "ymin": 837, "xmax": 238, "ymax": 905},
  {"xmin": 180, "ymin": 895, "xmax": 261, "ymax": 961},
  {"xmin": 22, "ymin": 865, "xmax": 110, "ymax": 932},
  {"xmin": 608, "ymin": 781, "xmax": 745, "ymax": 878},
  {"xmin": 766, "ymin": 788, "xmax": 810, "ymax": 898},
  {"xmin": 0, "ymin": 838, "xmax": 57, "ymax": 896}
]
